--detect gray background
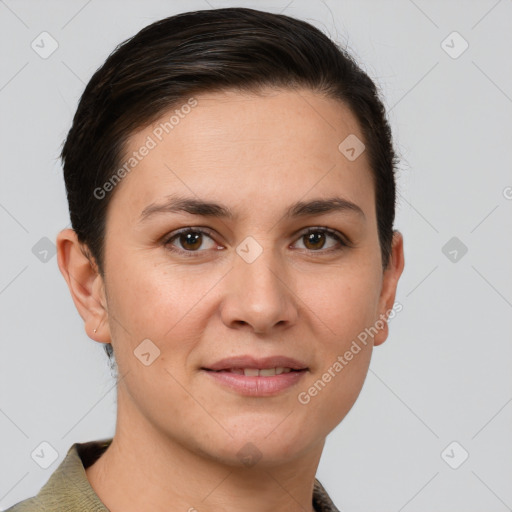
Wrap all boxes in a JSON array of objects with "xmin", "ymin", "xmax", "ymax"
[{"xmin": 1, "ymin": 0, "xmax": 511, "ymax": 510}]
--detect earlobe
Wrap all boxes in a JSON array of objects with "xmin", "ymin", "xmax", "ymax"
[
  {"xmin": 373, "ymin": 230, "xmax": 405, "ymax": 347},
  {"xmin": 56, "ymin": 228, "xmax": 111, "ymax": 344}
]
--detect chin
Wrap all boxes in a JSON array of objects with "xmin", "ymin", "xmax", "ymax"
[{"xmin": 199, "ymin": 423, "xmax": 317, "ymax": 468}]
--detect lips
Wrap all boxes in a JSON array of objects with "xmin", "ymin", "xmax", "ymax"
[
  {"xmin": 202, "ymin": 355, "xmax": 308, "ymax": 373},
  {"xmin": 201, "ymin": 355, "xmax": 309, "ymax": 396},
  {"xmin": 217, "ymin": 367, "xmax": 294, "ymax": 376}
]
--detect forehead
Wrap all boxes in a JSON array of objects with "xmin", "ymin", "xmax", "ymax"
[
  {"xmin": 108, "ymin": 87, "xmax": 375, "ymax": 224},
  {"xmin": 158, "ymin": 87, "xmax": 363, "ymax": 161}
]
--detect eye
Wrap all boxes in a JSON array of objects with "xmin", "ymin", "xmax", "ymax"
[
  {"xmin": 292, "ymin": 227, "xmax": 348, "ymax": 253},
  {"xmin": 164, "ymin": 228, "xmax": 220, "ymax": 256},
  {"xmin": 163, "ymin": 226, "xmax": 348, "ymax": 258}
]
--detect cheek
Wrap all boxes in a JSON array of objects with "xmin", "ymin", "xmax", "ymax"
[
  {"xmin": 291, "ymin": 261, "xmax": 381, "ymax": 422},
  {"xmin": 295, "ymin": 280, "xmax": 378, "ymax": 432},
  {"xmin": 298, "ymin": 261, "xmax": 382, "ymax": 344},
  {"xmin": 107, "ymin": 245, "xmax": 382, "ymax": 350},
  {"xmin": 105, "ymin": 255, "xmax": 221, "ymax": 352}
]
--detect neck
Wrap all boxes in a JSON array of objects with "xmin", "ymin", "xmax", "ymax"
[{"xmin": 85, "ymin": 388, "xmax": 324, "ymax": 512}]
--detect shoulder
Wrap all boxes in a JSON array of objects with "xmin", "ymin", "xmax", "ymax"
[
  {"xmin": 4, "ymin": 496, "xmax": 45, "ymax": 511},
  {"xmin": 313, "ymin": 478, "xmax": 340, "ymax": 512},
  {"xmin": 5, "ymin": 439, "xmax": 112, "ymax": 512}
]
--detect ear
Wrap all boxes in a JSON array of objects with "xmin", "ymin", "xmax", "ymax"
[
  {"xmin": 373, "ymin": 230, "xmax": 405, "ymax": 347},
  {"xmin": 56, "ymin": 228, "xmax": 111, "ymax": 344}
]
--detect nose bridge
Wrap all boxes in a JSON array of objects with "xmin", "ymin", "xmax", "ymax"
[{"xmin": 221, "ymin": 236, "xmax": 297, "ymax": 333}]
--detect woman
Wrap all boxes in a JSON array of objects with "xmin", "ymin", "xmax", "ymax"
[{"xmin": 8, "ymin": 7, "xmax": 404, "ymax": 512}]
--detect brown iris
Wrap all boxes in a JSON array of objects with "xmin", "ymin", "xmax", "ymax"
[
  {"xmin": 302, "ymin": 231, "xmax": 326, "ymax": 250},
  {"xmin": 179, "ymin": 232, "xmax": 203, "ymax": 251}
]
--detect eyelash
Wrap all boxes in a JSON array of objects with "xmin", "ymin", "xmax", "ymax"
[{"xmin": 163, "ymin": 227, "xmax": 349, "ymax": 258}]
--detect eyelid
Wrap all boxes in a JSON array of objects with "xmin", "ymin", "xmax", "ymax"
[
  {"xmin": 162, "ymin": 226, "xmax": 221, "ymax": 256},
  {"xmin": 163, "ymin": 225, "xmax": 350, "ymax": 256},
  {"xmin": 295, "ymin": 226, "xmax": 351, "ymax": 247}
]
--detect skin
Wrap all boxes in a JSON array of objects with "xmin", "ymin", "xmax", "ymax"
[{"xmin": 57, "ymin": 87, "xmax": 404, "ymax": 512}]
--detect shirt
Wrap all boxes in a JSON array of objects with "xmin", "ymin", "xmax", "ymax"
[{"xmin": 6, "ymin": 438, "xmax": 340, "ymax": 512}]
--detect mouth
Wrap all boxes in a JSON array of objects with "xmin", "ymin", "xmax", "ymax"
[
  {"xmin": 201, "ymin": 356, "xmax": 309, "ymax": 397},
  {"xmin": 205, "ymin": 367, "xmax": 302, "ymax": 376}
]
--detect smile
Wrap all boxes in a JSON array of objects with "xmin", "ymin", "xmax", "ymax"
[{"xmin": 211, "ymin": 367, "xmax": 296, "ymax": 376}]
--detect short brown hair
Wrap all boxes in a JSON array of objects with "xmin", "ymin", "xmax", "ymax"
[{"xmin": 60, "ymin": 7, "xmax": 398, "ymax": 361}]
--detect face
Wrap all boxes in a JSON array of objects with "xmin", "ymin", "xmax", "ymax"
[{"xmin": 89, "ymin": 88, "xmax": 403, "ymax": 466}]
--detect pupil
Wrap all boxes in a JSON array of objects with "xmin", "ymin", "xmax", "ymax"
[
  {"xmin": 182, "ymin": 232, "xmax": 201, "ymax": 250},
  {"xmin": 306, "ymin": 232, "xmax": 325, "ymax": 249}
]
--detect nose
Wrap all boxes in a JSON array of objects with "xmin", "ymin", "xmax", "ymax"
[{"xmin": 219, "ymin": 244, "xmax": 299, "ymax": 335}]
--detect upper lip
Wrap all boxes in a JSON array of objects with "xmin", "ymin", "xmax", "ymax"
[{"xmin": 203, "ymin": 355, "xmax": 308, "ymax": 371}]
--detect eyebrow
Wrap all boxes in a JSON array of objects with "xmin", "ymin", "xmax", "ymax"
[{"xmin": 139, "ymin": 194, "xmax": 366, "ymax": 222}]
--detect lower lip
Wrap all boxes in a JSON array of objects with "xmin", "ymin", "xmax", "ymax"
[{"xmin": 202, "ymin": 369, "xmax": 307, "ymax": 397}]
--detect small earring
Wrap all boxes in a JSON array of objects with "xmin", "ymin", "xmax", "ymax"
[{"xmin": 93, "ymin": 328, "xmax": 97, "ymax": 333}]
